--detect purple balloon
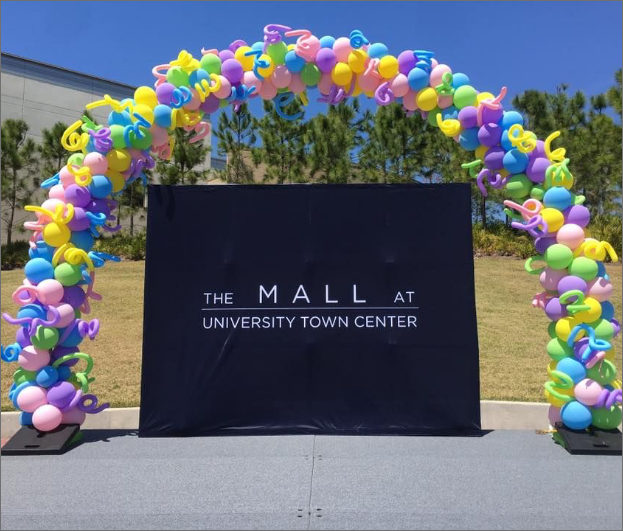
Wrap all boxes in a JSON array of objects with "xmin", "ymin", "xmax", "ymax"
[
  {"xmin": 397, "ymin": 50, "xmax": 416, "ymax": 75},
  {"xmin": 458, "ymin": 106, "xmax": 478, "ymax": 129},
  {"xmin": 62, "ymin": 286, "xmax": 86, "ymax": 309},
  {"xmin": 564, "ymin": 205, "xmax": 590, "ymax": 228},
  {"xmin": 477, "ymin": 123, "xmax": 502, "ymax": 147},
  {"xmin": 612, "ymin": 318, "xmax": 621, "ymax": 337},
  {"xmin": 16, "ymin": 327, "xmax": 31, "ymax": 348},
  {"xmin": 156, "ymin": 82, "xmax": 176, "ymax": 105},
  {"xmin": 64, "ymin": 184, "xmax": 91, "ymax": 208},
  {"xmin": 535, "ymin": 236, "xmax": 556, "ymax": 255},
  {"xmin": 51, "ymin": 345, "xmax": 79, "ymax": 367},
  {"xmin": 573, "ymin": 337, "xmax": 590, "ymax": 360},
  {"xmin": 316, "ymin": 48, "xmax": 337, "ymax": 73},
  {"xmin": 47, "ymin": 381, "xmax": 77, "ymax": 409},
  {"xmin": 557, "ymin": 275, "xmax": 588, "ymax": 296},
  {"xmin": 526, "ymin": 157, "xmax": 550, "ymax": 184},
  {"xmin": 545, "ymin": 297, "xmax": 567, "ymax": 321},
  {"xmin": 88, "ymin": 199, "xmax": 112, "ymax": 218},
  {"xmin": 221, "ymin": 59, "xmax": 243, "ymax": 83},
  {"xmin": 67, "ymin": 208, "xmax": 90, "ymax": 231},
  {"xmin": 483, "ymin": 146, "xmax": 505, "ymax": 170},
  {"xmin": 481, "ymin": 104, "xmax": 504, "ymax": 125},
  {"xmin": 218, "ymin": 49, "xmax": 235, "ymax": 62},
  {"xmin": 529, "ymin": 140, "xmax": 547, "ymax": 159},
  {"xmin": 200, "ymin": 94, "xmax": 221, "ymax": 114}
]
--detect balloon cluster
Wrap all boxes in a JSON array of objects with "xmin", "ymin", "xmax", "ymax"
[{"xmin": 1, "ymin": 25, "xmax": 620, "ymax": 433}]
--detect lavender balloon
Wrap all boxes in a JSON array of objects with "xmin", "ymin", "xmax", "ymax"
[
  {"xmin": 557, "ymin": 276, "xmax": 588, "ymax": 296},
  {"xmin": 397, "ymin": 50, "xmax": 416, "ymax": 75},
  {"xmin": 564, "ymin": 205, "xmax": 590, "ymax": 228}
]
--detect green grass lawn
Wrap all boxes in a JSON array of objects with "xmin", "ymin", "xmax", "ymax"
[{"xmin": 2, "ymin": 257, "xmax": 621, "ymax": 410}]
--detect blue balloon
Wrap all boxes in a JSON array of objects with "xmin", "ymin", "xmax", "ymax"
[
  {"xmin": 503, "ymin": 149, "xmax": 529, "ymax": 174},
  {"xmin": 19, "ymin": 411, "xmax": 33, "ymax": 426},
  {"xmin": 70, "ymin": 230, "xmax": 94, "ymax": 252},
  {"xmin": 29, "ymin": 241, "xmax": 55, "ymax": 262},
  {"xmin": 36, "ymin": 366, "xmax": 59, "ymax": 388},
  {"xmin": 319, "ymin": 35, "xmax": 335, "ymax": 48},
  {"xmin": 459, "ymin": 128, "xmax": 480, "ymax": 151},
  {"xmin": 561, "ymin": 401, "xmax": 592, "ymax": 430},
  {"xmin": 499, "ymin": 110, "xmax": 523, "ymax": 129},
  {"xmin": 543, "ymin": 187, "xmax": 573, "ymax": 210},
  {"xmin": 57, "ymin": 325, "xmax": 84, "ymax": 348},
  {"xmin": 500, "ymin": 129, "xmax": 513, "ymax": 151},
  {"xmin": 601, "ymin": 301, "xmax": 615, "ymax": 321},
  {"xmin": 441, "ymin": 106, "xmax": 459, "ymax": 121},
  {"xmin": 556, "ymin": 358, "xmax": 586, "ymax": 384},
  {"xmin": 154, "ymin": 104, "xmax": 173, "ymax": 129},
  {"xmin": 188, "ymin": 68, "xmax": 209, "ymax": 87},
  {"xmin": 407, "ymin": 68, "xmax": 429, "ymax": 91},
  {"xmin": 108, "ymin": 110, "xmax": 133, "ymax": 127},
  {"xmin": 88, "ymin": 174, "xmax": 113, "ymax": 199},
  {"xmin": 451, "ymin": 73, "xmax": 470, "ymax": 88},
  {"xmin": 57, "ymin": 366, "xmax": 71, "ymax": 381},
  {"xmin": 596, "ymin": 261, "xmax": 608, "ymax": 279},
  {"xmin": 251, "ymin": 41, "xmax": 264, "ymax": 51},
  {"xmin": 284, "ymin": 50, "xmax": 306, "ymax": 73},
  {"xmin": 24, "ymin": 258, "xmax": 54, "ymax": 284},
  {"xmin": 368, "ymin": 42, "xmax": 388, "ymax": 59},
  {"xmin": 17, "ymin": 304, "xmax": 46, "ymax": 327}
]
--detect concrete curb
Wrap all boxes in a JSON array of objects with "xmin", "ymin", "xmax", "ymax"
[{"xmin": 1, "ymin": 401, "xmax": 551, "ymax": 438}]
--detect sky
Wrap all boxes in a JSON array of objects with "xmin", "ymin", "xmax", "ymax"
[{"xmin": 2, "ymin": 1, "xmax": 621, "ymax": 154}]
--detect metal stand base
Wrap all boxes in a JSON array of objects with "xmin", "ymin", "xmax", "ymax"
[
  {"xmin": 554, "ymin": 424, "xmax": 622, "ymax": 455},
  {"xmin": 1, "ymin": 424, "xmax": 82, "ymax": 456}
]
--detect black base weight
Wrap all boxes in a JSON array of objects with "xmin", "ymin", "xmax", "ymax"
[
  {"xmin": 554, "ymin": 424, "xmax": 622, "ymax": 455},
  {"xmin": 1, "ymin": 424, "xmax": 82, "ymax": 456}
]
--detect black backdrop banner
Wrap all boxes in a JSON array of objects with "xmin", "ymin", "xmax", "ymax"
[{"xmin": 139, "ymin": 184, "xmax": 481, "ymax": 437}]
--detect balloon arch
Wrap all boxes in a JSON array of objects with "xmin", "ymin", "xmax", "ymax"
[{"xmin": 1, "ymin": 26, "xmax": 621, "ymax": 434}]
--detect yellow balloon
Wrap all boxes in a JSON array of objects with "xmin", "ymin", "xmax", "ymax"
[
  {"xmin": 134, "ymin": 86, "xmax": 158, "ymax": 109},
  {"xmin": 43, "ymin": 223, "xmax": 71, "ymax": 248},
  {"xmin": 417, "ymin": 87, "xmax": 438, "ymax": 111},
  {"xmin": 477, "ymin": 91, "xmax": 495, "ymax": 103},
  {"xmin": 378, "ymin": 55, "xmax": 399, "ymax": 79},
  {"xmin": 555, "ymin": 316, "xmax": 584, "ymax": 342},
  {"xmin": 574, "ymin": 297, "xmax": 602, "ymax": 323},
  {"xmin": 106, "ymin": 149, "xmax": 131, "ymax": 172},
  {"xmin": 540, "ymin": 207, "xmax": 564, "ymax": 233},
  {"xmin": 331, "ymin": 62, "xmax": 353, "ymax": 87},
  {"xmin": 106, "ymin": 170, "xmax": 126, "ymax": 193},
  {"xmin": 234, "ymin": 46, "xmax": 254, "ymax": 71},
  {"xmin": 348, "ymin": 50, "xmax": 368, "ymax": 74},
  {"xmin": 133, "ymin": 103, "xmax": 154, "ymax": 124},
  {"xmin": 544, "ymin": 387, "xmax": 574, "ymax": 408},
  {"xmin": 475, "ymin": 145, "xmax": 488, "ymax": 162},
  {"xmin": 351, "ymin": 79, "xmax": 363, "ymax": 97},
  {"xmin": 257, "ymin": 54, "xmax": 274, "ymax": 78},
  {"xmin": 287, "ymin": 43, "xmax": 295, "ymax": 51}
]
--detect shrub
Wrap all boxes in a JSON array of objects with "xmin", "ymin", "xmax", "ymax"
[
  {"xmin": 1, "ymin": 241, "xmax": 30, "ymax": 270},
  {"xmin": 93, "ymin": 231, "xmax": 147, "ymax": 261},
  {"xmin": 585, "ymin": 214, "xmax": 622, "ymax": 259}
]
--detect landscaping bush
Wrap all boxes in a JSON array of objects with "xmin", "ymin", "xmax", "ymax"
[
  {"xmin": 472, "ymin": 222, "xmax": 535, "ymax": 258},
  {"xmin": 586, "ymin": 214, "xmax": 622, "ymax": 259},
  {"xmin": 1, "ymin": 241, "xmax": 30, "ymax": 270},
  {"xmin": 93, "ymin": 231, "xmax": 147, "ymax": 261}
]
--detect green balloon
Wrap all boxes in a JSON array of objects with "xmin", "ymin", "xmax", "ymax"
[
  {"xmin": 54, "ymin": 263, "xmax": 83, "ymax": 286},
  {"xmin": 200, "ymin": 54, "xmax": 221, "ymax": 75},
  {"xmin": 267, "ymin": 42, "xmax": 288, "ymax": 65},
  {"xmin": 547, "ymin": 338, "xmax": 572, "ymax": 361},
  {"xmin": 453, "ymin": 85, "xmax": 478, "ymax": 109},
  {"xmin": 544, "ymin": 243, "xmax": 573, "ymax": 270},
  {"xmin": 166, "ymin": 66, "xmax": 189, "ymax": 88},
  {"xmin": 14, "ymin": 370, "xmax": 36, "ymax": 385},
  {"xmin": 547, "ymin": 321, "xmax": 557, "ymax": 338},
  {"xmin": 568, "ymin": 257, "xmax": 598, "ymax": 281},
  {"xmin": 130, "ymin": 129, "xmax": 153, "ymax": 151},
  {"xmin": 530, "ymin": 185, "xmax": 545, "ymax": 201},
  {"xmin": 110, "ymin": 124, "xmax": 127, "ymax": 149},
  {"xmin": 301, "ymin": 63, "xmax": 321, "ymax": 86},
  {"xmin": 591, "ymin": 406, "xmax": 622, "ymax": 430},
  {"xmin": 505, "ymin": 173, "xmax": 532, "ymax": 200},
  {"xmin": 587, "ymin": 359, "xmax": 616, "ymax": 385},
  {"xmin": 428, "ymin": 108, "xmax": 442, "ymax": 127},
  {"xmin": 589, "ymin": 318, "xmax": 615, "ymax": 341},
  {"xmin": 31, "ymin": 326, "xmax": 59, "ymax": 350},
  {"xmin": 68, "ymin": 153, "xmax": 85, "ymax": 166}
]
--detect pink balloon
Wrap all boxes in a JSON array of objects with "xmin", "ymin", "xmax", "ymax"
[
  {"xmin": 333, "ymin": 37, "xmax": 353, "ymax": 63},
  {"xmin": 403, "ymin": 89, "xmax": 418, "ymax": 111},
  {"xmin": 16, "ymin": 386, "xmax": 48, "ymax": 413},
  {"xmin": 539, "ymin": 268, "xmax": 568, "ymax": 291},
  {"xmin": 587, "ymin": 277, "xmax": 613, "ymax": 302},
  {"xmin": 41, "ymin": 199, "xmax": 66, "ymax": 220},
  {"xmin": 389, "ymin": 74, "xmax": 409, "ymax": 98},
  {"xmin": 429, "ymin": 64, "xmax": 452, "ymax": 88},
  {"xmin": 84, "ymin": 152, "xmax": 108, "ymax": 174},
  {"xmin": 150, "ymin": 125, "xmax": 169, "ymax": 148},
  {"xmin": 34, "ymin": 279, "xmax": 65, "ymax": 305},
  {"xmin": 48, "ymin": 184, "xmax": 66, "ymax": 201},
  {"xmin": 437, "ymin": 95, "xmax": 454, "ymax": 109},
  {"xmin": 430, "ymin": 58, "xmax": 439, "ymax": 69},
  {"xmin": 49, "ymin": 303, "xmax": 75, "ymax": 328},
  {"xmin": 288, "ymin": 73, "xmax": 306, "ymax": 94},
  {"xmin": 317, "ymin": 73, "xmax": 334, "ymax": 95},
  {"xmin": 62, "ymin": 406, "xmax": 86, "ymax": 425},
  {"xmin": 272, "ymin": 65, "xmax": 292, "ymax": 89},
  {"xmin": 18, "ymin": 346, "xmax": 50, "ymax": 372},
  {"xmin": 556, "ymin": 224, "xmax": 585, "ymax": 250},
  {"xmin": 213, "ymin": 76, "xmax": 232, "ymax": 99},
  {"xmin": 184, "ymin": 88, "xmax": 202, "ymax": 111},
  {"xmin": 33, "ymin": 404, "xmax": 63, "ymax": 431},
  {"xmin": 574, "ymin": 379, "xmax": 603, "ymax": 406},
  {"xmin": 243, "ymin": 71, "xmax": 263, "ymax": 94},
  {"xmin": 548, "ymin": 405, "xmax": 561, "ymax": 426},
  {"xmin": 302, "ymin": 36, "xmax": 321, "ymax": 62},
  {"xmin": 258, "ymin": 79, "xmax": 277, "ymax": 100},
  {"xmin": 358, "ymin": 72, "xmax": 380, "ymax": 93},
  {"xmin": 59, "ymin": 166, "xmax": 76, "ymax": 188}
]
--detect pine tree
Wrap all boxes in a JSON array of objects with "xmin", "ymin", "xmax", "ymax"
[
  {"xmin": 1, "ymin": 119, "xmax": 39, "ymax": 245},
  {"xmin": 155, "ymin": 127, "xmax": 210, "ymax": 185},
  {"xmin": 214, "ymin": 104, "xmax": 258, "ymax": 183}
]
